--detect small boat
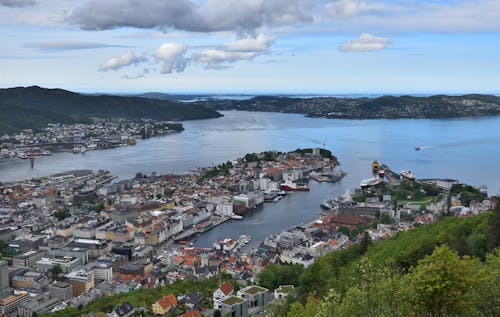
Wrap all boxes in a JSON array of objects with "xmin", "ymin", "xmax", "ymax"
[
  {"xmin": 40, "ymin": 150, "xmax": 52, "ymax": 156},
  {"xmin": 231, "ymin": 215, "xmax": 243, "ymax": 220},
  {"xmin": 415, "ymin": 147, "xmax": 421, "ymax": 151}
]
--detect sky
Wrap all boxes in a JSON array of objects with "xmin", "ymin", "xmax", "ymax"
[{"xmin": 1, "ymin": 0, "xmax": 500, "ymax": 94}]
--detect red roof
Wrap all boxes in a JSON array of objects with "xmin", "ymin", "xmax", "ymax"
[
  {"xmin": 219, "ymin": 281, "xmax": 234, "ymax": 295},
  {"xmin": 179, "ymin": 310, "xmax": 201, "ymax": 317},
  {"xmin": 157, "ymin": 293, "xmax": 178, "ymax": 310}
]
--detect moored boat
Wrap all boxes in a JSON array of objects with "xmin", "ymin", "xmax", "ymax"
[{"xmin": 280, "ymin": 180, "xmax": 310, "ymax": 191}]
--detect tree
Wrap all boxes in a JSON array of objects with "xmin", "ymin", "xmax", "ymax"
[
  {"xmin": 488, "ymin": 202, "xmax": 500, "ymax": 250},
  {"xmin": 53, "ymin": 208, "xmax": 70, "ymax": 221},
  {"xmin": 405, "ymin": 245, "xmax": 478, "ymax": 316},
  {"xmin": 258, "ymin": 264, "xmax": 304, "ymax": 291},
  {"xmin": 51, "ymin": 264, "xmax": 63, "ymax": 278},
  {"xmin": 359, "ymin": 231, "xmax": 371, "ymax": 254}
]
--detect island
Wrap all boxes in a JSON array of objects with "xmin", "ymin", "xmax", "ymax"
[{"xmin": 191, "ymin": 94, "xmax": 500, "ymax": 119}]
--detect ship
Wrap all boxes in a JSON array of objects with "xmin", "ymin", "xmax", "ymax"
[
  {"xmin": 73, "ymin": 146, "xmax": 88, "ymax": 154},
  {"xmin": 360, "ymin": 176, "xmax": 384, "ymax": 189},
  {"xmin": 377, "ymin": 169, "xmax": 385, "ymax": 178},
  {"xmin": 400, "ymin": 170, "xmax": 416, "ymax": 181},
  {"xmin": 415, "ymin": 146, "xmax": 421, "ymax": 151},
  {"xmin": 280, "ymin": 180, "xmax": 310, "ymax": 191}
]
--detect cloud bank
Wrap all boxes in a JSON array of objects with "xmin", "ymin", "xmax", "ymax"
[{"xmin": 0, "ymin": 0, "xmax": 36, "ymax": 7}]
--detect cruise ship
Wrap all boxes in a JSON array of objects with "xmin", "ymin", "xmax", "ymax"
[
  {"xmin": 400, "ymin": 170, "xmax": 416, "ymax": 181},
  {"xmin": 360, "ymin": 176, "xmax": 384, "ymax": 189},
  {"xmin": 280, "ymin": 180, "xmax": 310, "ymax": 191}
]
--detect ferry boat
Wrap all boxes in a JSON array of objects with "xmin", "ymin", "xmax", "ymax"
[
  {"xmin": 400, "ymin": 170, "xmax": 416, "ymax": 181},
  {"xmin": 360, "ymin": 176, "xmax": 384, "ymax": 189},
  {"xmin": 280, "ymin": 180, "xmax": 310, "ymax": 191},
  {"xmin": 73, "ymin": 146, "xmax": 88, "ymax": 154}
]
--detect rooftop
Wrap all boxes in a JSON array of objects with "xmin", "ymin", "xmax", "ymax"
[
  {"xmin": 221, "ymin": 296, "xmax": 246, "ymax": 305},
  {"xmin": 241, "ymin": 285, "xmax": 267, "ymax": 295}
]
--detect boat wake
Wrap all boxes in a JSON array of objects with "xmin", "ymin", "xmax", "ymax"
[{"xmin": 415, "ymin": 136, "xmax": 500, "ymax": 151}]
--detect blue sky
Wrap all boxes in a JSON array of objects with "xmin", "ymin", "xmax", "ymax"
[{"xmin": 1, "ymin": 0, "xmax": 500, "ymax": 94}]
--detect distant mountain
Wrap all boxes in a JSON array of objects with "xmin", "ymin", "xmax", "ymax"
[
  {"xmin": 0, "ymin": 86, "xmax": 222, "ymax": 134},
  {"xmin": 194, "ymin": 94, "xmax": 500, "ymax": 119}
]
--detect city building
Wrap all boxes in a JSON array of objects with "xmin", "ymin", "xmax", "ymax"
[
  {"xmin": 65, "ymin": 270, "xmax": 94, "ymax": 297},
  {"xmin": 237, "ymin": 286, "xmax": 270, "ymax": 310},
  {"xmin": 48, "ymin": 282, "xmax": 73, "ymax": 301},
  {"xmin": 218, "ymin": 296, "xmax": 248, "ymax": 317}
]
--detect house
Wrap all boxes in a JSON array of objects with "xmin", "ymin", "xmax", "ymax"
[
  {"xmin": 178, "ymin": 310, "xmax": 201, "ymax": 317},
  {"xmin": 237, "ymin": 285, "xmax": 270, "ymax": 309},
  {"xmin": 218, "ymin": 296, "xmax": 248, "ymax": 317},
  {"xmin": 213, "ymin": 281, "xmax": 234, "ymax": 303},
  {"xmin": 152, "ymin": 293, "xmax": 177, "ymax": 315},
  {"xmin": 179, "ymin": 291, "xmax": 204, "ymax": 309},
  {"xmin": 108, "ymin": 302, "xmax": 135, "ymax": 317},
  {"xmin": 274, "ymin": 285, "xmax": 295, "ymax": 300}
]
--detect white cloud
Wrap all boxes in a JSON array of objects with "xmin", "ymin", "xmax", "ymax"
[
  {"xmin": 227, "ymin": 34, "xmax": 275, "ymax": 52},
  {"xmin": 154, "ymin": 43, "xmax": 188, "ymax": 74},
  {"xmin": 0, "ymin": 0, "xmax": 36, "ymax": 7},
  {"xmin": 99, "ymin": 50, "xmax": 146, "ymax": 71},
  {"xmin": 192, "ymin": 33, "xmax": 275, "ymax": 69},
  {"xmin": 339, "ymin": 33, "xmax": 391, "ymax": 52}
]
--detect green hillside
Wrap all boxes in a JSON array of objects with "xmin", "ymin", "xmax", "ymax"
[
  {"xmin": 260, "ymin": 202, "xmax": 500, "ymax": 316},
  {"xmin": 0, "ymin": 86, "xmax": 222, "ymax": 134}
]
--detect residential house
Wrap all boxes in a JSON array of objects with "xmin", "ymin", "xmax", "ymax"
[
  {"xmin": 213, "ymin": 281, "xmax": 234, "ymax": 304},
  {"xmin": 152, "ymin": 293, "xmax": 177, "ymax": 315}
]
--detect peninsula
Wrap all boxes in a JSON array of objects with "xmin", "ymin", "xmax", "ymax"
[{"xmin": 0, "ymin": 86, "xmax": 222, "ymax": 134}]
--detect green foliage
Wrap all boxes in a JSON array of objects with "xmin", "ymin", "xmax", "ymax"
[
  {"xmin": 51, "ymin": 264, "xmax": 62, "ymax": 277},
  {"xmin": 359, "ymin": 232, "xmax": 372, "ymax": 254},
  {"xmin": 244, "ymin": 153, "xmax": 260, "ymax": 162},
  {"xmin": 0, "ymin": 86, "xmax": 221, "ymax": 134},
  {"xmin": 405, "ymin": 245, "xmax": 477, "ymax": 316},
  {"xmin": 488, "ymin": 200, "xmax": 500, "ymax": 250},
  {"xmin": 43, "ymin": 274, "xmax": 233, "ymax": 317},
  {"xmin": 392, "ymin": 181, "xmax": 442, "ymax": 205},
  {"xmin": 292, "ymin": 148, "xmax": 333, "ymax": 159},
  {"xmin": 53, "ymin": 208, "xmax": 70, "ymax": 221},
  {"xmin": 258, "ymin": 264, "xmax": 304, "ymax": 291},
  {"xmin": 451, "ymin": 184, "xmax": 484, "ymax": 206},
  {"xmin": 297, "ymin": 213, "xmax": 492, "ymax": 300}
]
